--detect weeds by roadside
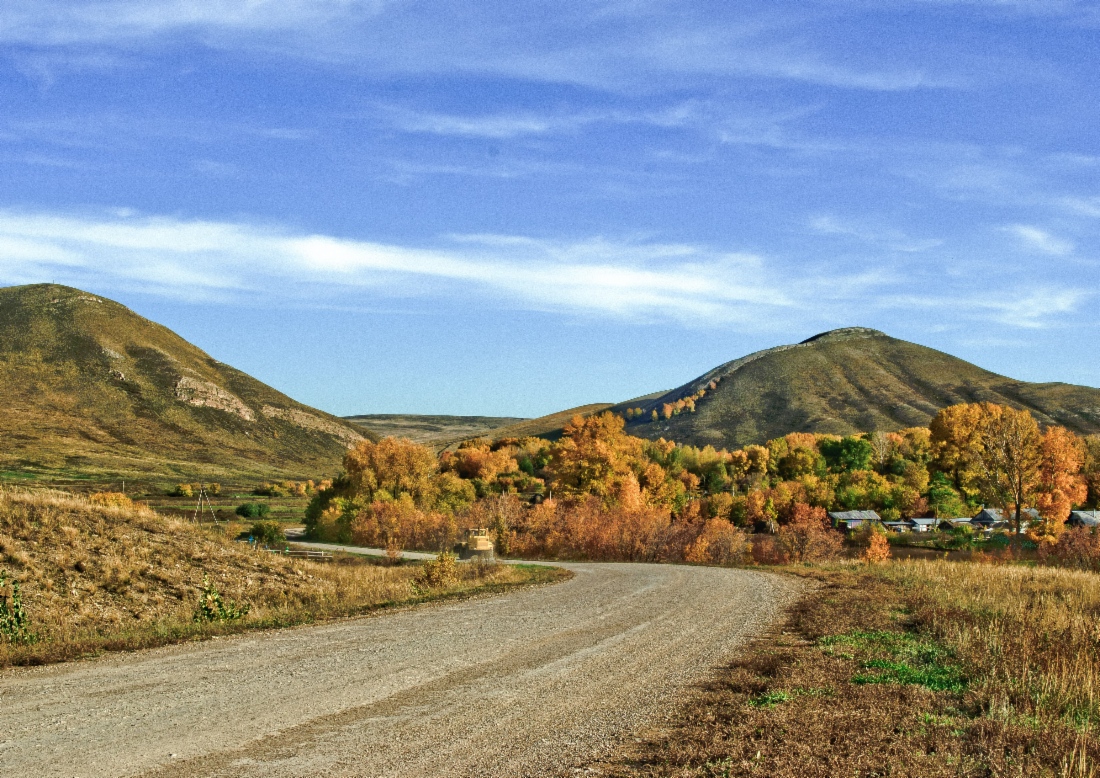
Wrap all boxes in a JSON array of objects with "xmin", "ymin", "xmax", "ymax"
[
  {"xmin": 0, "ymin": 488, "xmax": 570, "ymax": 667},
  {"xmin": 0, "ymin": 570, "xmax": 35, "ymax": 644},
  {"xmin": 593, "ymin": 560, "xmax": 1100, "ymax": 777},
  {"xmin": 193, "ymin": 575, "xmax": 250, "ymax": 623}
]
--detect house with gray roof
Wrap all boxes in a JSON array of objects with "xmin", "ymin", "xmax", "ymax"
[
  {"xmin": 1068, "ymin": 510, "xmax": 1100, "ymax": 528},
  {"xmin": 828, "ymin": 510, "xmax": 881, "ymax": 530},
  {"xmin": 907, "ymin": 518, "xmax": 939, "ymax": 533},
  {"xmin": 972, "ymin": 507, "xmax": 1038, "ymax": 531}
]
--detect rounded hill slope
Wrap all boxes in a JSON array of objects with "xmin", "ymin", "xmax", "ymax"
[
  {"xmin": 0, "ymin": 283, "xmax": 368, "ymax": 481},
  {"xmin": 615, "ymin": 328, "xmax": 1100, "ymax": 448}
]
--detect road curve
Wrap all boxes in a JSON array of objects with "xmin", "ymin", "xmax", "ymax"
[{"xmin": 0, "ymin": 563, "xmax": 800, "ymax": 778}]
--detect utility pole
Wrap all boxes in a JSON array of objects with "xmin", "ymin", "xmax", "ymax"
[{"xmin": 193, "ymin": 483, "xmax": 219, "ymax": 525}]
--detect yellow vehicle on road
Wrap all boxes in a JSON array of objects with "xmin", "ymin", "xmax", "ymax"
[{"xmin": 455, "ymin": 527, "xmax": 495, "ymax": 561}]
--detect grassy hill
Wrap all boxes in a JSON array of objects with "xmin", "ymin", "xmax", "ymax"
[
  {"xmin": 614, "ymin": 327, "xmax": 1100, "ymax": 448},
  {"xmin": 0, "ymin": 284, "xmax": 371, "ymax": 486},
  {"xmin": 481, "ymin": 403, "xmax": 617, "ymax": 443},
  {"xmin": 344, "ymin": 414, "xmax": 527, "ymax": 448},
  {"xmin": 0, "ymin": 489, "xmax": 552, "ymax": 666}
]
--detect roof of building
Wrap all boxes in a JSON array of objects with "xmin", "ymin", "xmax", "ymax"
[
  {"xmin": 909, "ymin": 518, "xmax": 938, "ymax": 525},
  {"xmin": 827, "ymin": 510, "xmax": 881, "ymax": 522},
  {"xmin": 973, "ymin": 507, "xmax": 1039, "ymax": 523},
  {"xmin": 1069, "ymin": 511, "xmax": 1100, "ymax": 526}
]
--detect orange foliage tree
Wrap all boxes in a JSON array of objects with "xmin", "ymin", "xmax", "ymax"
[
  {"xmin": 442, "ymin": 442, "xmax": 518, "ymax": 483},
  {"xmin": 862, "ymin": 527, "xmax": 891, "ymax": 563},
  {"xmin": 1031, "ymin": 426, "xmax": 1088, "ymax": 541}
]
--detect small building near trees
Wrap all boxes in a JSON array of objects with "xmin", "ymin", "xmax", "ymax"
[
  {"xmin": 828, "ymin": 510, "xmax": 881, "ymax": 531},
  {"xmin": 907, "ymin": 517, "xmax": 938, "ymax": 533},
  {"xmin": 1068, "ymin": 510, "xmax": 1100, "ymax": 528},
  {"xmin": 972, "ymin": 507, "xmax": 1038, "ymax": 531},
  {"xmin": 938, "ymin": 518, "xmax": 972, "ymax": 532}
]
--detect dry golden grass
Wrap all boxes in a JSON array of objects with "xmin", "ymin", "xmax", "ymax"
[
  {"xmin": 0, "ymin": 487, "xmax": 562, "ymax": 666},
  {"xmin": 896, "ymin": 560, "xmax": 1100, "ymax": 734},
  {"xmin": 595, "ymin": 559, "xmax": 1100, "ymax": 777}
]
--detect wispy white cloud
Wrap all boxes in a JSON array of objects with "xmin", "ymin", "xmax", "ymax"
[
  {"xmin": 0, "ymin": 1, "xmax": 389, "ymax": 46},
  {"xmin": 384, "ymin": 102, "xmax": 699, "ymax": 140},
  {"xmin": 0, "ymin": 209, "xmax": 806, "ymax": 321},
  {"xmin": 0, "ymin": 2, "xmax": 960, "ymax": 93},
  {"xmin": 973, "ymin": 287, "xmax": 1087, "ymax": 328},
  {"xmin": 1062, "ymin": 196, "xmax": 1100, "ymax": 218},
  {"xmin": 912, "ymin": 0, "xmax": 1100, "ymax": 25},
  {"xmin": 877, "ymin": 286, "xmax": 1089, "ymax": 329},
  {"xmin": 1003, "ymin": 224, "xmax": 1075, "ymax": 255},
  {"xmin": 0, "ymin": 209, "xmax": 1085, "ymax": 331},
  {"xmin": 809, "ymin": 215, "xmax": 943, "ymax": 253}
]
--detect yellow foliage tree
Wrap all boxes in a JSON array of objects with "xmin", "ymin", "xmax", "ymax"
[
  {"xmin": 344, "ymin": 437, "xmax": 440, "ymax": 506},
  {"xmin": 548, "ymin": 412, "xmax": 644, "ymax": 501}
]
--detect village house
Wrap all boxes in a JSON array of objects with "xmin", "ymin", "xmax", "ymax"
[
  {"xmin": 828, "ymin": 510, "xmax": 881, "ymax": 531},
  {"xmin": 971, "ymin": 507, "xmax": 1039, "ymax": 532},
  {"xmin": 938, "ymin": 518, "xmax": 972, "ymax": 531},
  {"xmin": 1068, "ymin": 510, "xmax": 1100, "ymax": 528}
]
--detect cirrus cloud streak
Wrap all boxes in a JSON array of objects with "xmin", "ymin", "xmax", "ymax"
[{"xmin": 0, "ymin": 209, "xmax": 1087, "ymax": 332}]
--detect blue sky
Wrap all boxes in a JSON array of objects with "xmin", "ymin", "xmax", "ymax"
[{"xmin": 1, "ymin": 1, "xmax": 1098, "ymax": 417}]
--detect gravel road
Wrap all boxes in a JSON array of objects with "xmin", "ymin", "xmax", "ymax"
[{"xmin": 0, "ymin": 563, "xmax": 800, "ymax": 778}]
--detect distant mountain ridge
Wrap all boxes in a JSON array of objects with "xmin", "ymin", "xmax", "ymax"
[
  {"xmin": 489, "ymin": 328, "xmax": 1100, "ymax": 449},
  {"xmin": 614, "ymin": 327, "xmax": 1100, "ymax": 448},
  {"xmin": 0, "ymin": 283, "xmax": 370, "ymax": 482}
]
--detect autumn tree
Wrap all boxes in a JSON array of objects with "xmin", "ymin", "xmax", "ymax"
[
  {"xmin": 442, "ymin": 443, "xmax": 518, "ymax": 483},
  {"xmin": 1031, "ymin": 426, "xmax": 1088, "ymax": 540},
  {"xmin": 862, "ymin": 527, "xmax": 891, "ymax": 563},
  {"xmin": 344, "ymin": 437, "xmax": 441, "ymax": 506},
  {"xmin": 971, "ymin": 405, "xmax": 1042, "ymax": 534},
  {"xmin": 1084, "ymin": 436, "xmax": 1100, "ymax": 507},
  {"xmin": 930, "ymin": 403, "xmax": 986, "ymax": 493},
  {"xmin": 547, "ymin": 412, "xmax": 644, "ymax": 501},
  {"xmin": 869, "ymin": 430, "xmax": 897, "ymax": 473}
]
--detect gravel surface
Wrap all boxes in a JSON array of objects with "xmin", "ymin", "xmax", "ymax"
[{"xmin": 0, "ymin": 563, "xmax": 801, "ymax": 778}]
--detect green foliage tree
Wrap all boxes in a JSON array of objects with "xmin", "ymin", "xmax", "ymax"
[
  {"xmin": 249, "ymin": 520, "xmax": 284, "ymax": 546},
  {"xmin": 235, "ymin": 502, "xmax": 270, "ymax": 519},
  {"xmin": 820, "ymin": 436, "xmax": 874, "ymax": 473},
  {"xmin": 927, "ymin": 471, "xmax": 969, "ymax": 518}
]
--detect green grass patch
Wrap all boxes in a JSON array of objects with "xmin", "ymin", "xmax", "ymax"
[
  {"xmin": 749, "ymin": 690, "xmax": 791, "ymax": 708},
  {"xmin": 820, "ymin": 629, "xmax": 966, "ymax": 693}
]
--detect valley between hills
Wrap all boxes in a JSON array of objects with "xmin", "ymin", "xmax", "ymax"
[{"xmin": 4, "ymin": 282, "xmax": 1100, "ymax": 777}]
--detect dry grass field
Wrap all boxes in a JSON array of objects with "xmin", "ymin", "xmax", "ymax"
[
  {"xmin": 343, "ymin": 413, "xmax": 528, "ymax": 448},
  {"xmin": 0, "ymin": 488, "xmax": 564, "ymax": 666},
  {"xmin": 596, "ymin": 559, "xmax": 1100, "ymax": 777}
]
